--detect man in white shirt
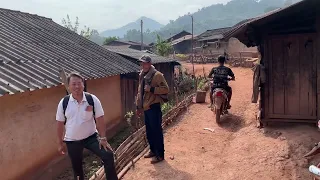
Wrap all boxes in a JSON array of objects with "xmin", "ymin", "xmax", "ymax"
[{"xmin": 56, "ymin": 72, "xmax": 118, "ymax": 180}]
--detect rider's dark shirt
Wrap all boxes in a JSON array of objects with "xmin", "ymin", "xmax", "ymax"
[{"xmin": 208, "ymin": 65, "xmax": 234, "ymax": 87}]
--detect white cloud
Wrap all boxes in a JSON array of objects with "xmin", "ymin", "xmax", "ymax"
[{"xmin": 1, "ymin": 0, "xmax": 231, "ymax": 32}]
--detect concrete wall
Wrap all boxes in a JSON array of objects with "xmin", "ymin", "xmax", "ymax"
[
  {"xmin": 0, "ymin": 75, "xmax": 122, "ymax": 180},
  {"xmin": 86, "ymin": 75, "xmax": 122, "ymax": 131},
  {"xmin": 201, "ymin": 41, "xmax": 228, "ymax": 55},
  {"xmin": 228, "ymin": 37, "xmax": 258, "ymax": 54}
]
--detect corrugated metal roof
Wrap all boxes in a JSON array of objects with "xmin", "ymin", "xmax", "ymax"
[
  {"xmin": 166, "ymin": 30, "xmax": 191, "ymax": 42},
  {"xmin": 196, "ymin": 27, "xmax": 232, "ymax": 41},
  {"xmin": 104, "ymin": 45, "xmax": 180, "ymax": 65},
  {"xmin": 223, "ymin": 0, "xmax": 314, "ymax": 45},
  {"xmin": 171, "ymin": 35, "xmax": 193, "ymax": 45},
  {"xmin": 0, "ymin": 8, "xmax": 140, "ymax": 96},
  {"xmin": 198, "ymin": 34, "xmax": 224, "ymax": 42},
  {"xmin": 222, "ymin": 9, "xmax": 284, "ymax": 41},
  {"xmin": 106, "ymin": 40, "xmax": 150, "ymax": 47}
]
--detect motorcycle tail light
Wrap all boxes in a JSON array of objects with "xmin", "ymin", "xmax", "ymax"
[{"xmin": 216, "ymin": 91, "xmax": 223, "ymax": 97}]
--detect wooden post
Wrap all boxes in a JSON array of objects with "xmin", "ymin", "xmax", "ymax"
[
  {"xmin": 174, "ymin": 87, "xmax": 179, "ymax": 105},
  {"xmin": 141, "ymin": 20, "xmax": 143, "ymax": 51},
  {"xmin": 59, "ymin": 68, "xmax": 69, "ymax": 94},
  {"xmin": 316, "ymin": 7, "xmax": 320, "ymax": 123}
]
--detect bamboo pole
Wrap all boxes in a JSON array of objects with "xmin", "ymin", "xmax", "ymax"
[
  {"xmin": 115, "ymin": 128, "xmax": 146, "ymax": 157},
  {"xmin": 116, "ymin": 133, "xmax": 146, "ymax": 160},
  {"xmin": 116, "ymin": 142, "xmax": 147, "ymax": 173},
  {"xmin": 116, "ymin": 139, "xmax": 146, "ymax": 168},
  {"xmin": 117, "ymin": 147, "xmax": 149, "ymax": 179}
]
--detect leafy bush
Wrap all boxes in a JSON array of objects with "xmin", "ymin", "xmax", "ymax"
[
  {"xmin": 176, "ymin": 54, "xmax": 187, "ymax": 58},
  {"xmin": 197, "ymin": 77, "xmax": 209, "ymax": 91},
  {"xmin": 174, "ymin": 66, "xmax": 196, "ymax": 95},
  {"xmin": 175, "ymin": 54, "xmax": 188, "ymax": 60},
  {"xmin": 161, "ymin": 102, "xmax": 174, "ymax": 115}
]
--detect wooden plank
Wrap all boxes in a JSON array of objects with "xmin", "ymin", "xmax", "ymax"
[
  {"xmin": 284, "ymin": 35, "xmax": 300, "ymax": 115},
  {"xmin": 316, "ymin": 12, "xmax": 320, "ymax": 121},
  {"xmin": 267, "ymin": 37, "xmax": 273, "ymax": 117},
  {"xmin": 269, "ymin": 37, "xmax": 285, "ymax": 115},
  {"xmin": 120, "ymin": 78, "xmax": 125, "ymax": 118},
  {"xmin": 312, "ymin": 34, "xmax": 318, "ymax": 118},
  {"xmin": 269, "ymin": 114, "xmax": 316, "ymax": 120},
  {"xmin": 299, "ymin": 34, "xmax": 317, "ymax": 117},
  {"xmin": 263, "ymin": 118, "xmax": 317, "ymax": 123},
  {"xmin": 263, "ymin": 37, "xmax": 269, "ymax": 120}
]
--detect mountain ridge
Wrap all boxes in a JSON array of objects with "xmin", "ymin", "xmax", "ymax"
[
  {"xmin": 119, "ymin": 0, "xmax": 302, "ymax": 44},
  {"xmin": 100, "ymin": 16, "xmax": 164, "ymax": 38}
]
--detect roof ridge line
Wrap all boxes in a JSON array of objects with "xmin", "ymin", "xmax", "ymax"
[{"xmin": 0, "ymin": 8, "xmax": 52, "ymax": 21}]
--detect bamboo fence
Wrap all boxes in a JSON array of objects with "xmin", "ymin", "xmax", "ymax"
[{"xmin": 89, "ymin": 93, "xmax": 195, "ymax": 180}]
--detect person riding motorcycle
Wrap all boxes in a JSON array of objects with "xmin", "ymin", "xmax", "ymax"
[{"xmin": 208, "ymin": 55, "xmax": 235, "ymax": 109}]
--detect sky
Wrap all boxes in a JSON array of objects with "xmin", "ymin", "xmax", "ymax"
[{"xmin": 1, "ymin": 0, "xmax": 231, "ymax": 32}]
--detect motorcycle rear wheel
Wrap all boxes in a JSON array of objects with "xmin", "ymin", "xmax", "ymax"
[{"xmin": 216, "ymin": 108, "xmax": 221, "ymax": 123}]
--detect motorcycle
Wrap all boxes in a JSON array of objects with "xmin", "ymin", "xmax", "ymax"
[
  {"xmin": 304, "ymin": 142, "xmax": 320, "ymax": 179},
  {"xmin": 210, "ymin": 78, "xmax": 233, "ymax": 123}
]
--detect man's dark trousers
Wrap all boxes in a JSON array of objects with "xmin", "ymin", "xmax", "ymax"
[
  {"xmin": 65, "ymin": 133, "xmax": 118, "ymax": 180},
  {"xmin": 144, "ymin": 103, "xmax": 165, "ymax": 158}
]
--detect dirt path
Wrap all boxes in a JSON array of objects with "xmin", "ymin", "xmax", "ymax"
[{"xmin": 123, "ymin": 63, "xmax": 320, "ymax": 180}]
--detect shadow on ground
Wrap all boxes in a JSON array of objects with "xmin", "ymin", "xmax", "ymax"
[
  {"xmin": 262, "ymin": 122, "xmax": 320, "ymax": 179},
  {"xmin": 217, "ymin": 113, "xmax": 246, "ymax": 132},
  {"xmin": 152, "ymin": 160, "xmax": 193, "ymax": 180}
]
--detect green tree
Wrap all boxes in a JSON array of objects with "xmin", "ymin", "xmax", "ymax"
[
  {"xmin": 103, "ymin": 36, "xmax": 119, "ymax": 45},
  {"xmin": 155, "ymin": 34, "xmax": 172, "ymax": 57},
  {"xmin": 62, "ymin": 15, "xmax": 93, "ymax": 39},
  {"xmin": 89, "ymin": 30, "xmax": 105, "ymax": 45}
]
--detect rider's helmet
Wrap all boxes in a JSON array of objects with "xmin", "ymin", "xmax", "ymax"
[{"xmin": 218, "ymin": 55, "xmax": 226, "ymax": 64}]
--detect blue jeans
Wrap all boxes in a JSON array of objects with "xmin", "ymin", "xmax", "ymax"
[{"xmin": 65, "ymin": 133, "xmax": 118, "ymax": 180}]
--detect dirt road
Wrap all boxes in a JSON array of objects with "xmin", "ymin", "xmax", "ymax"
[{"xmin": 123, "ymin": 63, "xmax": 320, "ymax": 180}]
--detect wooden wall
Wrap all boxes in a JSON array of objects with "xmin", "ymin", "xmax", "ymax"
[
  {"xmin": 120, "ymin": 73, "xmax": 139, "ymax": 118},
  {"xmin": 173, "ymin": 40, "xmax": 192, "ymax": 54},
  {"xmin": 316, "ymin": 8, "xmax": 320, "ymax": 121},
  {"xmin": 259, "ymin": 7, "xmax": 319, "ymax": 123}
]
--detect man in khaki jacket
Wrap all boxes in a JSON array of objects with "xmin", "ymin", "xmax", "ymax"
[{"xmin": 136, "ymin": 55, "xmax": 169, "ymax": 164}]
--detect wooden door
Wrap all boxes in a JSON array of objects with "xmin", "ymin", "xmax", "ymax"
[{"xmin": 268, "ymin": 34, "xmax": 317, "ymax": 120}]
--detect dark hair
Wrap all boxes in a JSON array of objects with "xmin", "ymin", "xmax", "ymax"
[
  {"xmin": 218, "ymin": 55, "xmax": 226, "ymax": 64},
  {"xmin": 67, "ymin": 72, "xmax": 84, "ymax": 84}
]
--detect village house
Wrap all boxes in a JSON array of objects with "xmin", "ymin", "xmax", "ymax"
[
  {"xmin": 149, "ymin": 30, "xmax": 192, "ymax": 53},
  {"xmin": 170, "ymin": 34, "xmax": 193, "ymax": 54},
  {"xmin": 0, "ymin": 8, "xmax": 140, "ymax": 180},
  {"xmin": 195, "ymin": 26, "xmax": 258, "ymax": 58},
  {"xmin": 165, "ymin": 30, "xmax": 192, "ymax": 43},
  {"xmin": 227, "ymin": 0, "xmax": 320, "ymax": 126},
  {"xmin": 104, "ymin": 45, "xmax": 180, "ymax": 94},
  {"xmin": 105, "ymin": 40, "xmax": 151, "ymax": 51}
]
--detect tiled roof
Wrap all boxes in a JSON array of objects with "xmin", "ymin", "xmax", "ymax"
[
  {"xmin": 104, "ymin": 45, "xmax": 180, "ymax": 65},
  {"xmin": 0, "ymin": 8, "xmax": 140, "ymax": 96}
]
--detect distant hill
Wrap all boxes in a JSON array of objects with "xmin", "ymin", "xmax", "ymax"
[
  {"xmin": 100, "ymin": 16, "xmax": 164, "ymax": 38},
  {"xmin": 121, "ymin": 0, "xmax": 302, "ymax": 44},
  {"xmin": 157, "ymin": 0, "xmax": 290, "ymax": 37}
]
